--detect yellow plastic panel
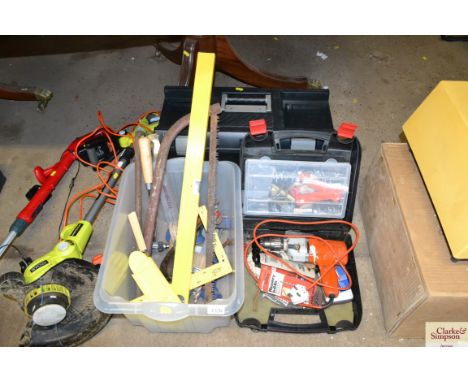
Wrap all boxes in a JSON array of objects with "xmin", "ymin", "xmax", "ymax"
[
  {"xmin": 403, "ymin": 81, "xmax": 468, "ymax": 259},
  {"xmin": 129, "ymin": 251, "xmax": 180, "ymax": 303}
]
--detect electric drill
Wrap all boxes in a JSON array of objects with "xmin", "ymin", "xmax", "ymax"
[{"xmin": 261, "ymin": 237, "xmax": 348, "ymax": 298}]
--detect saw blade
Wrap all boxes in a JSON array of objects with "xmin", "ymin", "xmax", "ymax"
[{"xmin": 204, "ymin": 113, "xmax": 219, "ymax": 302}]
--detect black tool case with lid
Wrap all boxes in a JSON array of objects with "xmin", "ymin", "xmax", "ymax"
[
  {"xmin": 158, "ymin": 86, "xmax": 342, "ymax": 164},
  {"xmin": 158, "ymin": 86, "xmax": 362, "ymax": 333}
]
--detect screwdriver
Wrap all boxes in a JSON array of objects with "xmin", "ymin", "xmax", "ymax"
[{"xmin": 138, "ymin": 136, "xmax": 153, "ymax": 194}]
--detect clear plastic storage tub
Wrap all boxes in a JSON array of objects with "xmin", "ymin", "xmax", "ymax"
[
  {"xmin": 94, "ymin": 158, "xmax": 244, "ymax": 333},
  {"xmin": 243, "ymin": 158, "xmax": 351, "ymax": 219}
]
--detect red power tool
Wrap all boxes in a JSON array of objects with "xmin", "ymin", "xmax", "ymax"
[
  {"xmin": 261, "ymin": 236, "xmax": 348, "ymax": 298},
  {"xmin": 307, "ymin": 237, "xmax": 348, "ymax": 298},
  {"xmin": 0, "ymin": 130, "xmax": 119, "ymax": 259}
]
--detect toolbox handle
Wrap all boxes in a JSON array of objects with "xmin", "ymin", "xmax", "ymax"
[
  {"xmin": 221, "ymin": 92, "xmax": 272, "ymax": 113},
  {"xmin": 273, "ymin": 130, "xmax": 330, "ymax": 152},
  {"xmin": 267, "ymin": 308, "xmax": 333, "ymax": 333}
]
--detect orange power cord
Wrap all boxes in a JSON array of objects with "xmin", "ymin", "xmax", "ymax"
[
  {"xmin": 61, "ymin": 109, "xmax": 159, "ymax": 230},
  {"xmin": 244, "ymin": 218, "xmax": 359, "ymax": 309}
]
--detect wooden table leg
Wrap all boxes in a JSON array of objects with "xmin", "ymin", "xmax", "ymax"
[
  {"xmin": 214, "ymin": 36, "xmax": 317, "ymax": 89},
  {"xmin": 0, "ymin": 83, "xmax": 53, "ymax": 111},
  {"xmin": 178, "ymin": 37, "xmax": 199, "ymax": 86},
  {"xmin": 154, "ymin": 36, "xmax": 184, "ymax": 65},
  {"xmin": 154, "ymin": 36, "xmax": 319, "ymax": 89}
]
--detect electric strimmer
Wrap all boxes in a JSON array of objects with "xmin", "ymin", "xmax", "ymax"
[{"xmin": 0, "ymin": 148, "xmax": 133, "ymax": 346}]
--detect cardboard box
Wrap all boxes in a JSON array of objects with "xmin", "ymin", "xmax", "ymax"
[{"xmin": 361, "ymin": 143, "xmax": 468, "ymax": 339}]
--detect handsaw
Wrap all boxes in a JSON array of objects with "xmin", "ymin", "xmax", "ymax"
[
  {"xmin": 140, "ymin": 52, "xmax": 230, "ymax": 304},
  {"xmin": 204, "ymin": 113, "xmax": 219, "ymax": 302}
]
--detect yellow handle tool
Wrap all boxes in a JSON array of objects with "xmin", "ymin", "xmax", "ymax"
[{"xmin": 138, "ymin": 136, "xmax": 153, "ymax": 192}]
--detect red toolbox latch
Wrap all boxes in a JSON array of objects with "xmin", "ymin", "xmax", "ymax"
[
  {"xmin": 337, "ymin": 122, "xmax": 358, "ymax": 139},
  {"xmin": 249, "ymin": 119, "xmax": 268, "ymax": 136}
]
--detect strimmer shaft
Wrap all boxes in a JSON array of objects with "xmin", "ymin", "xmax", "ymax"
[
  {"xmin": 84, "ymin": 149, "xmax": 133, "ymax": 224},
  {"xmin": 0, "ymin": 231, "xmax": 18, "ymax": 259},
  {"xmin": 1, "ymin": 149, "xmax": 133, "ymax": 259}
]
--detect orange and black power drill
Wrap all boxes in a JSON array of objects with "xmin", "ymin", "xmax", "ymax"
[
  {"xmin": 261, "ymin": 237, "xmax": 348, "ymax": 298},
  {"xmin": 307, "ymin": 238, "xmax": 348, "ymax": 298}
]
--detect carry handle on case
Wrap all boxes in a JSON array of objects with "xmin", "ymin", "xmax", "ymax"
[{"xmin": 272, "ymin": 130, "xmax": 330, "ymax": 153}]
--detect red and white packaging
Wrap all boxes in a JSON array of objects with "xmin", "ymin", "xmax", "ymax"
[
  {"xmin": 260, "ymin": 253, "xmax": 316, "ymax": 278},
  {"xmin": 257, "ymin": 265, "xmax": 317, "ymax": 305}
]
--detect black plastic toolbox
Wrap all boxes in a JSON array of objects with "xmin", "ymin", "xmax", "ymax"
[
  {"xmin": 158, "ymin": 86, "xmax": 335, "ymax": 164},
  {"xmin": 158, "ymin": 86, "xmax": 362, "ymax": 333}
]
